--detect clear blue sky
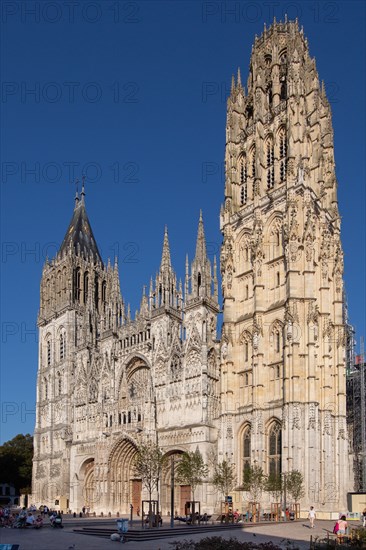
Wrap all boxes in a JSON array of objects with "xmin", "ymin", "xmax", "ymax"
[{"xmin": 1, "ymin": 1, "xmax": 365, "ymax": 444}]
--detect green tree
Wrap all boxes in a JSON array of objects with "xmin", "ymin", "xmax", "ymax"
[
  {"xmin": 241, "ymin": 464, "xmax": 265, "ymax": 505},
  {"xmin": 175, "ymin": 449, "xmax": 208, "ymax": 514},
  {"xmin": 212, "ymin": 460, "xmax": 236, "ymax": 500},
  {"xmin": 286, "ymin": 470, "xmax": 305, "ymax": 504},
  {"xmin": 133, "ymin": 441, "xmax": 165, "ymax": 527},
  {"xmin": 265, "ymin": 473, "xmax": 282, "ymax": 503},
  {"xmin": 0, "ymin": 434, "xmax": 33, "ymax": 493}
]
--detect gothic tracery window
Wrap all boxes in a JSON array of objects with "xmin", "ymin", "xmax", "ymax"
[
  {"xmin": 102, "ymin": 280, "xmax": 107, "ymax": 309},
  {"xmin": 268, "ymin": 423, "xmax": 282, "ymax": 476},
  {"xmin": 47, "ymin": 339, "xmax": 51, "ymax": 367},
  {"xmin": 59, "ymin": 332, "xmax": 66, "ymax": 361},
  {"xmin": 83, "ymin": 272, "xmax": 89, "ymax": 304},
  {"xmin": 73, "ymin": 268, "xmax": 81, "ymax": 302},
  {"xmin": 279, "ymin": 50, "xmax": 287, "ymax": 64},
  {"xmin": 239, "ymin": 155, "xmax": 248, "ymax": 206},
  {"xmin": 266, "ymin": 138, "xmax": 274, "ymax": 189},
  {"xmin": 276, "ymin": 331, "xmax": 281, "ymax": 353},
  {"xmin": 57, "ymin": 372, "xmax": 62, "ymax": 395},
  {"xmin": 250, "ymin": 146, "xmax": 256, "ymax": 179},
  {"xmin": 280, "ymin": 80, "xmax": 287, "ymax": 101},
  {"xmin": 57, "ymin": 271, "xmax": 62, "ymax": 304},
  {"xmin": 243, "ymin": 426, "xmax": 251, "ymax": 477},
  {"xmin": 279, "ymin": 128, "xmax": 287, "ymax": 183}
]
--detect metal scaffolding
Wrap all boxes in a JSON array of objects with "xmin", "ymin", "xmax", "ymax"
[{"xmin": 347, "ymin": 336, "xmax": 366, "ymax": 492}]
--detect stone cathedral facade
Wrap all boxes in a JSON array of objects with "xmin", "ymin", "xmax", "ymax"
[{"xmin": 32, "ymin": 20, "xmax": 351, "ymax": 518}]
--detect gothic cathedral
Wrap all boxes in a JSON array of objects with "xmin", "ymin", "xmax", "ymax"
[{"xmin": 32, "ymin": 20, "xmax": 351, "ymax": 517}]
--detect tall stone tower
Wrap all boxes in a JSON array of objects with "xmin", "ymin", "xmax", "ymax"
[
  {"xmin": 219, "ymin": 19, "xmax": 350, "ymax": 515},
  {"xmin": 33, "ymin": 185, "xmax": 123, "ymax": 510}
]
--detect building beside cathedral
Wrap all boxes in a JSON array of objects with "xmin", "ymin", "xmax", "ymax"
[{"xmin": 32, "ymin": 20, "xmax": 351, "ymax": 518}]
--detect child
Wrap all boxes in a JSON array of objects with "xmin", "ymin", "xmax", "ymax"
[{"xmin": 308, "ymin": 506, "xmax": 316, "ymax": 529}]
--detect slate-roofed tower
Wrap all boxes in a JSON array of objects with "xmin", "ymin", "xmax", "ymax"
[
  {"xmin": 33, "ymin": 184, "xmax": 123, "ymax": 505},
  {"xmin": 219, "ymin": 19, "xmax": 350, "ymax": 515}
]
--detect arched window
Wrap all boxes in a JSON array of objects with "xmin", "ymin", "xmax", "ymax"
[
  {"xmin": 250, "ymin": 146, "xmax": 256, "ymax": 179},
  {"xmin": 44, "ymin": 378, "xmax": 48, "ymax": 400},
  {"xmin": 244, "ymin": 372, "xmax": 249, "ymax": 386},
  {"xmin": 47, "ymin": 339, "xmax": 51, "ymax": 367},
  {"xmin": 73, "ymin": 268, "xmax": 81, "ymax": 302},
  {"xmin": 268, "ymin": 423, "xmax": 282, "ymax": 476},
  {"xmin": 245, "ymin": 342, "xmax": 249, "ymax": 362},
  {"xmin": 264, "ymin": 54, "xmax": 272, "ymax": 67},
  {"xmin": 280, "ymin": 80, "xmax": 287, "ymax": 101},
  {"xmin": 239, "ymin": 155, "xmax": 248, "ymax": 206},
  {"xmin": 57, "ymin": 271, "xmax": 62, "ymax": 304},
  {"xmin": 83, "ymin": 272, "xmax": 89, "ymax": 304},
  {"xmin": 60, "ymin": 332, "xmax": 66, "ymax": 361},
  {"xmin": 276, "ymin": 272, "xmax": 280, "ymax": 287},
  {"xmin": 102, "ymin": 280, "xmax": 107, "ymax": 303},
  {"xmin": 245, "ymin": 285, "xmax": 249, "ymax": 300},
  {"xmin": 243, "ymin": 426, "xmax": 251, "ymax": 477},
  {"xmin": 276, "ymin": 331, "xmax": 281, "ymax": 353},
  {"xmin": 266, "ymin": 138, "xmax": 274, "ymax": 189},
  {"xmin": 279, "ymin": 128, "xmax": 287, "ymax": 183}
]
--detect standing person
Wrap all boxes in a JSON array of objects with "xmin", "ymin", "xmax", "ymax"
[
  {"xmin": 308, "ymin": 506, "xmax": 316, "ymax": 529},
  {"xmin": 362, "ymin": 507, "xmax": 366, "ymax": 527}
]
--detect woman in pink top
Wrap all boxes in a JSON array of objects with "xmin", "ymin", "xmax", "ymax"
[{"xmin": 336, "ymin": 515, "xmax": 348, "ymax": 539}]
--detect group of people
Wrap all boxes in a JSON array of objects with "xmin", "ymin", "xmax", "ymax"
[
  {"xmin": 308, "ymin": 506, "xmax": 366, "ymax": 538},
  {"xmin": 0, "ymin": 505, "xmax": 64, "ymax": 529},
  {"xmin": 0, "ymin": 506, "xmax": 43, "ymax": 529}
]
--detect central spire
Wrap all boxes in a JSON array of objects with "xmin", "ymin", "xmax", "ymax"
[
  {"xmin": 195, "ymin": 209, "xmax": 207, "ymax": 263},
  {"xmin": 160, "ymin": 225, "xmax": 171, "ymax": 272}
]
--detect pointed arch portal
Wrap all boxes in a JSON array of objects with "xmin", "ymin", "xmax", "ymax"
[
  {"xmin": 108, "ymin": 438, "xmax": 139, "ymax": 514},
  {"xmin": 160, "ymin": 450, "xmax": 191, "ymax": 516}
]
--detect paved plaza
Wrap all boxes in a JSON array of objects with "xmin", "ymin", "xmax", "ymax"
[{"xmin": 2, "ymin": 518, "xmax": 361, "ymax": 550}]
